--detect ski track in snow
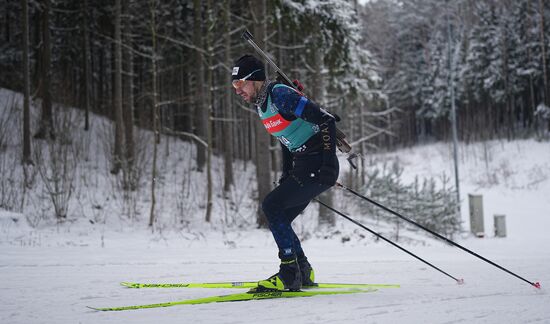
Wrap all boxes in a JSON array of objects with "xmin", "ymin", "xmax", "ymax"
[{"xmin": 1, "ymin": 240, "xmax": 549, "ymax": 324}]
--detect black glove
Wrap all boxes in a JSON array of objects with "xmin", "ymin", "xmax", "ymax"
[
  {"xmin": 318, "ymin": 164, "xmax": 339, "ymax": 186},
  {"xmin": 278, "ymin": 171, "xmax": 290, "ymax": 185},
  {"xmin": 279, "ymin": 143, "xmax": 294, "ymax": 185}
]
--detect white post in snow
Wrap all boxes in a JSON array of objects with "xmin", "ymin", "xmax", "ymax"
[
  {"xmin": 468, "ymin": 194, "xmax": 484, "ymax": 237},
  {"xmin": 494, "ymin": 215, "xmax": 507, "ymax": 238}
]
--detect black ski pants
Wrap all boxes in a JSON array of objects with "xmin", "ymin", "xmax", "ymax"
[{"xmin": 261, "ymin": 152, "xmax": 337, "ymax": 260}]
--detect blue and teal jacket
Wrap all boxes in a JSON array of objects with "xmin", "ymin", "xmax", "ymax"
[
  {"xmin": 257, "ymin": 83, "xmax": 319, "ymax": 153},
  {"xmin": 255, "ymin": 81, "xmax": 337, "ymax": 173},
  {"xmin": 257, "ymin": 83, "xmax": 327, "ymax": 153}
]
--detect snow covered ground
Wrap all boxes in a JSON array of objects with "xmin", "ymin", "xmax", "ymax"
[
  {"xmin": 2, "ymin": 139, "xmax": 549, "ymax": 324},
  {"xmin": 0, "ymin": 227, "xmax": 548, "ymax": 323},
  {"xmin": 1, "ymin": 85, "xmax": 549, "ymax": 323}
]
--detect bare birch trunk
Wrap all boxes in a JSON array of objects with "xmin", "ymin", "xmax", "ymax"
[
  {"xmin": 122, "ymin": 0, "xmax": 136, "ymax": 189},
  {"xmin": 223, "ymin": 0, "xmax": 235, "ymax": 193},
  {"xmin": 252, "ymin": 0, "xmax": 272, "ymax": 228},
  {"xmin": 111, "ymin": 0, "xmax": 124, "ymax": 175},
  {"xmin": 149, "ymin": 0, "xmax": 159, "ymax": 228},
  {"xmin": 22, "ymin": 0, "xmax": 32, "ymax": 165},
  {"xmin": 204, "ymin": 0, "xmax": 213, "ymax": 222},
  {"xmin": 81, "ymin": 0, "xmax": 91, "ymax": 131},
  {"xmin": 193, "ymin": 0, "xmax": 207, "ymax": 171},
  {"xmin": 539, "ymin": 0, "xmax": 548, "ymax": 107},
  {"xmin": 35, "ymin": 0, "xmax": 54, "ymax": 140}
]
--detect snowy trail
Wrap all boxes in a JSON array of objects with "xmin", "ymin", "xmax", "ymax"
[{"xmin": 1, "ymin": 233, "xmax": 548, "ymax": 324}]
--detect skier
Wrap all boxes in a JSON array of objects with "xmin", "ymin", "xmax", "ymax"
[{"xmin": 231, "ymin": 55, "xmax": 339, "ymax": 291}]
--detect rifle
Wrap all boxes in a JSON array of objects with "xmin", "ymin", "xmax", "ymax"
[{"xmin": 241, "ymin": 30, "xmax": 359, "ymax": 169}]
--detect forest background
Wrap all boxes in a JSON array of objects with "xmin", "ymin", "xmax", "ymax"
[{"xmin": 1, "ymin": 0, "xmax": 549, "ymax": 236}]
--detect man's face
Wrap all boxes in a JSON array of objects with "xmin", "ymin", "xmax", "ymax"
[{"xmin": 233, "ymin": 80, "xmax": 258, "ymax": 103}]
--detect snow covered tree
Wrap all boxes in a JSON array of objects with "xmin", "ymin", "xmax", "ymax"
[
  {"xmin": 362, "ymin": 0, "xmax": 550, "ymax": 143},
  {"xmin": 361, "ymin": 158, "xmax": 461, "ymax": 239}
]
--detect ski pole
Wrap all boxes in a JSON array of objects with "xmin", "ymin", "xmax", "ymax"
[
  {"xmin": 314, "ymin": 198, "xmax": 464, "ymax": 284},
  {"xmin": 335, "ymin": 182, "xmax": 541, "ymax": 289}
]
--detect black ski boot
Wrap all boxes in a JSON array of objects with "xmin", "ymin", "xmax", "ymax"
[
  {"xmin": 258, "ymin": 258, "xmax": 302, "ymax": 291},
  {"xmin": 298, "ymin": 256, "xmax": 316, "ymax": 287}
]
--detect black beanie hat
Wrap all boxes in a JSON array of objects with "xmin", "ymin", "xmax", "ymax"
[{"xmin": 232, "ymin": 55, "xmax": 266, "ymax": 81}]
